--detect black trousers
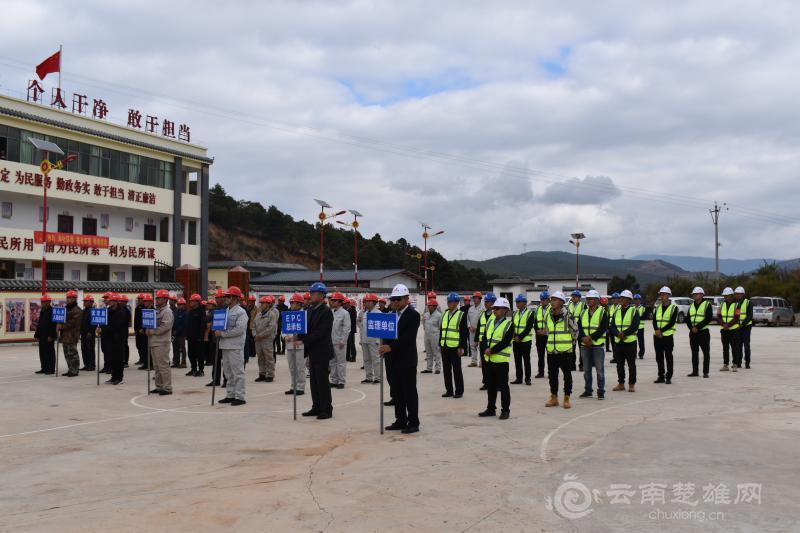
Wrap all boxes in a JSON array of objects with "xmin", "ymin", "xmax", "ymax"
[
  {"xmin": 81, "ymin": 334, "xmax": 96, "ymax": 370},
  {"xmin": 653, "ymin": 335, "xmax": 674, "ymax": 380},
  {"xmin": 615, "ymin": 341, "xmax": 637, "ymax": 384},
  {"xmin": 609, "ymin": 338, "xmax": 618, "ymax": 363},
  {"xmin": 309, "ymin": 359, "xmax": 333, "ymax": 415},
  {"xmin": 38, "ymin": 339, "xmax": 55, "ymax": 373},
  {"xmin": 108, "ymin": 341, "xmax": 125, "ymax": 382},
  {"xmin": 135, "ymin": 333, "xmax": 148, "ymax": 365},
  {"xmin": 384, "ymin": 354, "xmax": 395, "ymax": 400},
  {"xmin": 441, "ymin": 346, "xmax": 464, "ymax": 395},
  {"xmin": 513, "ymin": 341, "xmax": 532, "ymax": 382},
  {"xmin": 547, "ymin": 351, "xmax": 573, "ymax": 395},
  {"xmin": 274, "ymin": 334, "xmax": 285, "ymax": 355},
  {"xmin": 486, "ymin": 360, "xmax": 510, "ymax": 412},
  {"xmin": 535, "ymin": 335, "xmax": 547, "ymax": 375},
  {"xmin": 721, "ymin": 328, "xmax": 742, "ymax": 366},
  {"xmin": 740, "ymin": 326, "xmax": 752, "ymax": 365},
  {"xmin": 690, "ymin": 329, "xmax": 710, "ymax": 375},
  {"xmin": 346, "ymin": 331, "xmax": 357, "ymax": 361},
  {"xmin": 123, "ymin": 337, "xmax": 129, "ymax": 365},
  {"xmin": 479, "ymin": 341, "xmax": 489, "ymax": 384},
  {"xmin": 188, "ymin": 339, "xmax": 204, "ymax": 372},
  {"xmin": 637, "ymin": 329, "xmax": 645, "ymax": 357},
  {"xmin": 392, "ymin": 361, "xmax": 419, "ymax": 427},
  {"xmin": 212, "ymin": 345, "xmax": 223, "ymax": 384},
  {"xmin": 172, "ymin": 335, "xmax": 186, "ymax": 366},
  {"xmin": 100, "ymin": 336, "xmax": 108, "ymax": 370}
]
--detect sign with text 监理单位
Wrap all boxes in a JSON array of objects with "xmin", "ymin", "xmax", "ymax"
[{"xmin": 366, "ymin": 312, "xmax": 398, "ymax": 340}]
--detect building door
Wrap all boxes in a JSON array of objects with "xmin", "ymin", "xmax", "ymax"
[
  {"xmin": 58, "ymin": 214, "xmax": 74, "ymax": 234},
  {"xmin": 143, "ymin": 224, "xmax": 157, "ymax": 241},
  {"xmin": 82, "ymin": 217, "xmax": 97, "ymax": 235}
]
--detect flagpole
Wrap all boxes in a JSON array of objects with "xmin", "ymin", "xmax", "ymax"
[{"xmin": 58, "ymin": 45, "xmax": 62, "ymax": 91}]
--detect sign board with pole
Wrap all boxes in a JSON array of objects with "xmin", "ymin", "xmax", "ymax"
[
  {"xmin": 281, "ymin": 310, "xmax": 307, "ymax": 335},
  {"xmin": 51, "ymin": 306, "xmax": 66, "ymax": 376},
  {"xmin": 90, "ymin": 308, "xmax": 107, "ymax": 386},
  {"xmin": 141, "ymin": 308, "xmax": 156, "ymax": 395},
  {"xmin": 366, "ymin": 311, "xmax": 398, "ymax": 434},
  {"xmin": 209, "ymin": 308, "xmax": 228, "ymax": 405}
]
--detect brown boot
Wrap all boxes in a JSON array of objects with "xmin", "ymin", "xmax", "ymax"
[
  {"xmin": 563, "ymin": 395, "xmax": 571, "ymax": 409},
  {"xmin": 613, "ymin": 383, "xmax": 625, "ymax": 391},
  {"xmin": 545, "ymin": 394, "xmax": 559, "ymax": 407},
  {"xmin": 628, "ymin": 384, "xmax": 635, "ymax": 392}
]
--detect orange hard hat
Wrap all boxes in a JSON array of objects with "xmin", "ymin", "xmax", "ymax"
[
  {"xmin": 473, "ymin": 291, "xmax": 483, "ymax": 298},
  {"xmin": 66, "ymin": 290, "xmax": 78, "ymax": 298},
  {"xmin": 463, "ymin": 295, "xmax": 470, "ymax": 301},
  {"xmin": 156, "ymin": 289, "xmax": 170, "ymax": 299},
  {"xmin": 225, "ymin": 286, "xmax": 243, "ymax": 298},
  {"xmin": 142, "ymin": 294, "xmax": 153, "ymax": 302},
  {"xmin": 329, "ymin": 292, "xmax": 345, "ymax": 301},
  {"xmin": 290, "ymin": 293, "xmax": 304, "ymax": 303},
  {"xmin": 177, "ymin": 298, "xmax": 187, "ymax": 305},
  {"xmin": 83, "ymin": 294, "xmax": 94, "ymax": 301},
  {"xmin": 190, "ymin": 293, "xmax": 202, "ymax": 302}
]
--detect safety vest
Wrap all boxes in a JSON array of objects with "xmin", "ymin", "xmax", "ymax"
[
  {"xmin": 739, "ymin": 298, "xmax": 752, "ymax": 327},
  {"xmin": 478, "ymin": 310, "xmax": 493, "ymax": 342},
  {"xmin": 567, "ymin": 300, "xmax": 584, "ymax": 319},
  {"xmin": 635, "ymin": 305, "xmax": 646, "ymax": 330},
  {"xmin": 721, "ymin": 301, "xmax": 740, "ymax": 330},
  {"xmin": 614, "ymin": 306, "xmax": 637, "ymax": 343},
  {"xmin": 513, "ymin": 308, "xmax": 533, "ymax": 342},
  {"xmin": 689, "ymin": 300, "xmax": 710, "ymax": 331},
  {"xmin": 439, "ymin": 309, "xmax": 464, "ymax": 348},
  {"xmin": 580, "ymin": 306, "xmax": 606, "ymax": 346},
  {"xmin": 485, "ymin": 317, "xmax": 512, "ymax": 363},
  {"xmin": 654, "ymin": 303, "xmax": 677, "ymax": 337},
  {"xmin": 535, "ymin": 304, "xmax": 550, "ymax": 333},
  {"xmin": 545, "ymin": 312, "xmax": 573, "ymax": 354}
]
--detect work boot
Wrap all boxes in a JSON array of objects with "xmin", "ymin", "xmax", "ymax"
[
  {"xmin": 628, "ymin": 384, "xmax": 635, "ymax": 392},
  {"xmin": 510, "ymin": 379, "xmax": 523, "ymax": 384},
  {"xmin": 731, "ymin": 365, "xmax": 738, "ymax": 372},
  {"xmin": 499, "ymin": 411, "xmax": 510, "ymax": 420},
  {"xmin": 563, "ymin": 395, "xmax": 571, "ymax": 409},
  {"xmin": 468, "ymin": 362, "xmax": 478, "ymax": 367},
  {"xmin": 421, "ymin": 369, "xmax": 432, "ymax": 374},
  {"xmin": 478, "ymin": 409, "xmax": 496, "ymax": 417},
  {"xmin": 579, "ymin": 391, "xmax": 592, "ymax": 398},
  {"xmin": 545, "ymin": 394, "xmax": 559, "ymax": 407},
  {"xmin": 613, "ymin": 383, "xmax": 625, "ymax": 391},
  {"xmin": 665, "ymin": 379, "xmax": 671, "ymax": 384},
  {"xmin": 720, "ymin": 365, "xmax": 729, "ymax": 371},
  {"xmin": 255, "ymin": 375, "xmax": 267, "ymax": 382},
  {"xmin": 185, "ymin": 370, "xmax": 196, "ymax": 376},
  {"xmin": 687, "ymin": 372, "xmax": 699, "ymax": 377},
  {"xmin": 654, "ymin": 377, "xmax": 665, "ymax": 383}
]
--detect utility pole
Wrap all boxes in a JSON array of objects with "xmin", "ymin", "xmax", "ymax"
[{"xmin": 709, "ymin": 202, "xmax": 727, "ymax": 280}]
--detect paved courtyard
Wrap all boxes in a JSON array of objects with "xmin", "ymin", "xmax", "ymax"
[{"xmin": 1, "ymin": 324, "xmax": 798, "ymax": 532}]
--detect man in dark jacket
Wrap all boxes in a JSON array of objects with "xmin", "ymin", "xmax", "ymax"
[
  {"xmin": 135, "ymin": 295, "xmax": 153, "ymax": 370},
  {"xmin": 99, "ymin": 294, "xmax": 129, "ymax": 385},
  {"xmin": 171, "ymin": 298, "xmax": 188, "ymax": 368},
  {"xmin": 381, "ymin": 284, "xmax": 422, "ymax": 434},
  {"xmin": 345, "ymin": 298, "xmax": 358, "ymax": 362},
  {"xmin": 186, "ymin": 294, "xmax": 207, "ymax": 376},
  {"xmin": 80, "ymin": 294, "xmax": 96, "ymax": 371},
  {"xmin": 298, "ymin": 283, "xmax": 334, "ymax": 420},
  {"xmin": 274, "ymin": 296, "xmax": 288, "ymax": 355},
  {"xmin": 58, "ymin": 290, "xmax": 83, "ymax": 377},
  {"xmin": 34, "ymin": 295, "xmax": 57, "ymax": 375}
]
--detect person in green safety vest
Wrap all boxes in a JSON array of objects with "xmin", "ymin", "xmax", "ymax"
[
  {"xmin": 686, "ymin": 286, "xmax": 713, "ymax": 378},
  {"xmin": 578, "ymin": 290, "xmax": 609, "ymax": 400},
  {"xmin": 533, "ymin": 291, "xmax": 551, "ymax": 379},
  {"xmin": 476, "ymin": 293, "xmax": 496, "ymax": 391},
  {"xmin": 567, "ymin": 290, "xmax": 585, "ymax": 371},
  {"xmin": 511, "ymin": 294, "xmax": 534, "ymax": 385},
  {"xmin": 718, "ymin": 287, "xmax": 742, "ymax": 372},
  {"xmin": 479, "ymin": 297, "xmax": 514, "ymax": 420},
  {"xmin": 439, "ymin": 293, "xmax": 468, "ymax": 398},
  {"xmin": 607, "ymin": 292, "xmax": 620, "ymax": 359},
  {"xmin": 610, "ymin": 289, "xmax": 640, "ymax": 392},
  {"xmin": 633, "ymin": 294, "xmax": 646, "ymax": 358},
  {"xmin": 544, "ymin": 292, "xmax": 578, "ymax": 409},
  {"xmin": 652, "ymin": 286, "xmax": 678, "ymax": 384},
  {"xmin": 734, "ymin": 286, "xmax": 753, "ymax": 369}
]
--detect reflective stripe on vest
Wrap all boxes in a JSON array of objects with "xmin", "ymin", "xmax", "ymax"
[
  {"xmin": 636, "ymin": 305, "xmax": 646, "ymax": 329},
  {"xmin": 439, "ymin": 309, "xmax": 464, "ymax": 348},
  {"xmin": 721, "ymin": 301, "xmax": 740, "ymax": 330},
  {"xmin": 513, "ymin": 308, "xmax": 532, "ymax": 342},
  {"xmin": 486, "ymin": 317, "xmax": 512, "ymax": 362},
  {"xmin": 535, "ymin": 304, "xmax": 550, "ymax": 334},
  {"xmin": 478, "ymin": 310, "xmax": 492, "ymax": 341},
  {"xmin": 580, "ymin": 306, "xmax": 606, "ymax": 346},
  {"xmin": 739, "ymin": 298, "xmax": 752, "ymax": 327},
  {"xmin": 655, "ymin": 303, "xmax": 677, "ymax": 336},
  {"xmin": 614, "ymin": 306, "xmax": 637, "ymax": 343},
  {"xmin": 689, "ymin": 301, "xmax": 709, "ymax": 330},
  {"xmin": 545, "ymin": 313, "xmax": 573, "ymax": 353},
  {"xmin": 567, "ymin": 300, "xmax": 584, "ymax": 318}
]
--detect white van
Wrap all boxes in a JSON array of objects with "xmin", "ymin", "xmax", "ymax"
[{"xmin": 751, "ymin": 297, "xmax": 795, "ymax": 326}]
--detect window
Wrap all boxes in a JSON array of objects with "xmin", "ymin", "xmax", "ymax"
[
  {"xmin": 132, "ymin": 266, "xmax": 149, "ymax": 282},
  {"xmin": 82, "ymin": 217, "xmax": 97, "ymax": 236},
  {"xmin": 112, "ymin": 271, "xmax": 126, "ymax": 282},
  {"xmin": 187, "ymin": 171, "xmax": 198, "ymax": 195},
  {"xmin": 188, "ymin": 220, "xmax": 197, "ymax": 245},
  {"xmin": 143, "ymin": 223, "xmax": 157, "ymax": 241},
  {"xmin": 0, "ymin": 260, "xmax": 14, "ymax": 279},
  {"xmin": 39, "ymin": 206, "xmax": 49, "ymax": 223},
  {"xmin": 70, "ymin": 269, "xmax": 81, "ymax": 281},
  {"xmin": 87, "ymin": 264, "xmax": 109, "ymax": 281},
  {"xmin": 0, "ymin": 130, "xmax": 7, "ymax": 160},
  {"xmin": 46, "ymin": 262, "xmax": 64, "ymax": 281},
  {"xmin": 125, "ymin": 217, "xmax": 134, "ymax": 232},
  {"xmin": 159, "ymin": 217, "xmax": 169, "ymax": 242},
  {"xmin": 57, "ymin": 214, "xmax": 74, "ymax": 234},
  {"xmin": 1, "ymin": 201, "xmax": 11, "ymax": 219},
  {"xmin": 100, "ymin": 213, "xmax": 109, "ymax": 229}
]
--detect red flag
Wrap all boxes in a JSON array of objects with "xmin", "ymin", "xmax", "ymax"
[{"xmin": 36, "ymin": 50, "xmax": 61, "ymax": 80}]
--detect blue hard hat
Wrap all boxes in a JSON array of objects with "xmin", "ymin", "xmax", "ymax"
[
  {"xmin": 611, "ymin": 292, "xmax": 620, "ymax": 298},
  {"xmin": 634, "ymin": 293, "xmax": 642, "ymax": 299},
  {"xmin": 484, "ymin": 292, "xmax": 497, "ymax": 302},
  {"xmin": 515, "ymin": 294, "xmax": 527, "ymax": 302},
  {"xmin": 309, "ymin": 282, "xmax": 327, "ymax": 294},
  {"xmin": 571, "ymin": 290, "xmax": 581, "ymax": 297},
  {"xmin": 540, "ymin": 291, "xmax": 550, "ymax": 300},
  {"xmin": 447, "ymin": 292, "xmax": 460, "ymax": 303}
]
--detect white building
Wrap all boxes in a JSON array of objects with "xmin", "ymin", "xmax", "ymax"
[{"xmin": 490, "ymin": 275, "xmax": 611, "ymax": 303}]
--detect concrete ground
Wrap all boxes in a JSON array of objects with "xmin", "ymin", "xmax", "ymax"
[{"xmin": 1, "ymin": 324, "xmax": 799, "ymax": 533}]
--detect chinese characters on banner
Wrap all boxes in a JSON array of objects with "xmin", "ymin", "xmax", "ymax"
[
  {"xmin": 51, "ymin": 306, "xmax": 66, "ymax": 324},
  {"xmin": 34, "ymin": 231, "xmax": 109, "ymax": 249},
  {"xmin": 141, "ymin": 309, "xmax": 157, "ymax": 329},
  {"xmin": 0, "ymin": 232, "xmax": 156, "ymax": 260},
  {"xmin": 211, "ymin": 309, "xmax": 229, "ymax": 331},
  {"xmin": 89, "ymin": 308, "xmax": 108, "ymax": 326}
]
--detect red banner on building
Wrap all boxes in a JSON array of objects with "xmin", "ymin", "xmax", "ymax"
[{"xmin": 34, "ymin": 231, "xmax": 109, "ymax": 249}]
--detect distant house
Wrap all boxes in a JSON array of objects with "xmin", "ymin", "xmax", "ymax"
[
  {"xmin": 490, "ymin": 275, "xmax": 611, "ymax": 302},
  {"xmin": 252, "ymin": 269, "xmax": 421, "ymax": 290},
  {"xmin": 208, "ymin": 260, "xmax": 307, "ymax": 291}
]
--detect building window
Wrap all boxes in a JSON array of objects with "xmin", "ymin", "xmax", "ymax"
[
  {"xmin": 188, "ymin": 220, "xmax": 197, "ymax": 245},
  {"xmin": 82, "ymin": 217, "xmax": 97, "ymax": 236},
  {"xmin": 100, "ymin": 213, "xmax": 109, "ymax": 229},
  {"xmin": 0, "ymin": 260, "xmax": 14, "ymax": 279},
  {"xmin": 143, "ymin": 223, "xmax": 157, "ymax": 241},
  {"xmin": 125, "ymin": 217, "xmax": 134, "ymax": 232},
  {"xmin": 46, "ymin": 262, "xmax": 64, "ymax": 281},
  {"xmin": 70, "ymin": 269, "xmax": 81, "ymax": 281},
  {"xmin": 1, "ymin": 202, "xmax": 11, "ymax": 219},
  {"xmin": 112, "ymin": 271, "xmax": 126, "ymax": 282},
  {"xmin": 0, "ymin": 130, "xmax": 7, "ymax": 160},
  {"xmin": 87, "ymin": 264, "xmax": 109, "ymax": 281},
  {"xmin": 57, "ymin": 214, "xmax": 74, "ymax": 234},
  {"xmin": 132, "ymin": 266, "xmax": 149, "ymax": 282},
  {"xmin": 159, "ymin": 217, "xmax": 169, "ymax": 242}
]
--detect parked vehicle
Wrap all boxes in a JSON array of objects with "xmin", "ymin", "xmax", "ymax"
[
  {"xmin": 703, "ymin": 296, "xmax": 724, "ymax": 318},
  {"xmin": 751, "ymin": 297, "xmax": 796, "ymax": 326},
  {"xmin": 668, "ymin": 297, "xmax": 692, "ymax": 323}
]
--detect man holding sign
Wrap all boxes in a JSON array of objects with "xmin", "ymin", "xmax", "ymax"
[
  {"xmin": 215, "ymin": 286, "xmax": 249, "ymax": 406},
  {"xmin": 283, "ymin": 293, "xmax": 307, "ymax": 395},
  {"xmin": 147, "ymin": 290, "xmax": 175, "ymax": 395}
]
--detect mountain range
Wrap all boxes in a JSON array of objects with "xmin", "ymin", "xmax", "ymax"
[{"xmin": 632, "ymin": 254, "xmax": 800, "ymax": 275}]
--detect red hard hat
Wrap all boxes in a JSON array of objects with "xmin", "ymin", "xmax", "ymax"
[
  {"xmin": 142, "ymin": 294, "xmax": 153, "ymax": 302},
  {"xmin": 103, "ymin": 292, "xmax": 113, "ymax": 299},
  {"xmin": 363, "ymin": 293, "xmax": 378, "ymax": 302},
  {"xmin": 279, "ymin": 295, "xmax": 285, "ymax": 301},
  {"xmin": 378, "ymin": 297, "xmax": 387, "ymax": 303},
  {"xmin": 41, "ymin": 294, "xmax": 52, "ymax": 302},
  {"xmin": 201, "ymin": 300, "xmax": 207, "ymax": 305},
  {"xmin": 156, "ymin": 289, "xmax": 170, "ymax": 299},
  {"xmin": 303, "ymin": 292, "xmax": 311, "ymax": 300},
  {"xmin": 215, "ymin": 288, "xmax": 225, "ymax": 298},
  {"xmin": 330, "ymin": 292, "xmax": 345, "ymax": 301},
  {"xmin": 600, "ymin": 297, "xmax": 609, "ymax": 305},
  {"xmin": 427, "ymin": 299, "xmax": 438, "ymax": 306},
  {"xmin": 190, "ymin": 293, "xmax": 202, "ymax": 302},
  {"xmin": 137, "ymin": 293, "xmax": 145, "ymax": 300},
  {"xmin": 290, "ymin": 293, "xmax": 304, "ymax": 303},
  {"xmin": 66, "ymin": 290, "xmax": 78, "ymax": 298},
  {"xmin": 473, "ymin": 291, "xmax": 483, "ymax": 298},
  {"xmin": 83, "ymin": 294, "xmax": 94, "ymax": 301},
  {"xmin": 427, "ymin": 291, "xmax": 437, "ymax": 298},
  {"xmin": 248, "ymin": 294, "xmax": 256, "ymax": 301},
  {"xmin": 119, "ymin": 294, "xmax": 129, "ymax": 302},
  {"xmin": 169, "ymin": 293, "xmax": 178, "ymax": 301},
  {"xmin": 177, "ymin": 298, "xmax": 187, "ymax": 305},
  {"xmin": 225, "ymin": 286, "xmax": 243, "ymax": 298},
  {"xmin": 259, "ymin": 296, "xmax": 272, "ymax": 304},
  {"xmin": 463, "ymin": 295, "xmax": 470, "ymax": 301}
]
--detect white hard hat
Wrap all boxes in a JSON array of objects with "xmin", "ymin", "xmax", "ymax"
[
  {"xmin": 658, "ymin": 286, "xmax": 672, "ymax": 295},
  {"xmin": 493, "ymin": 297, "xmax": 511, "ymax": 309},
  {"xmin": 691, "ymin": 286, "xmax": 705, "ymax": 295},
  {"xmin": 390, "ymin": 284, "xmax": 410, "ymax": 298},
  {"xmin": 734, "ymin": 286, "xmax": 745, "ymax": 294},
  {"xmin": 722, "ymin": 287, "xmax": 734, "ymax": 296},
  {"xmin": 550, "ymin": 291, "xmax": 566, "ymax": 302},
  {"xmin": 620, "ymin": 289, "xmax": 634, "ymax": 299},
  {"xmin": 586, "ymin": 289, "xmax": 600, "ymax": 299}
]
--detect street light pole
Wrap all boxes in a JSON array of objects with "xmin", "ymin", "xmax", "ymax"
[
  {"xmin": 337, "ymin": 210, "xmax": 363, "ymax": 287},
  {"xmin": 419, "ymin": 223, "xmax": 444, "ymax": 294},
  {"xmin": 569, "ymin": 233, "xmax": 586, "ymax": 290},
  {"xmin": 314, "ymin": 199, "xmax": 346, "ymax": 282}
]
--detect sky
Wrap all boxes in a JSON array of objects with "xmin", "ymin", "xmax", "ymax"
[{"xmin": 2, "ymin": 0, "xmax": 799, "ymax": 261}]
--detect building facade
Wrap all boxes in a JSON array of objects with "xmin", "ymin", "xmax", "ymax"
[{"xmin": 490, "ymin": 275, "xmax": 611, "ymax": 303}]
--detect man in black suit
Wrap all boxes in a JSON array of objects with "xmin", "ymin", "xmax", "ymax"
[
  {"xmin": 298, "ymin": 283, "xmax": 334, "ymax": 420},
  {"xmin": 380, "ymin": 284, "xmax": 422, "ymax": 434}
]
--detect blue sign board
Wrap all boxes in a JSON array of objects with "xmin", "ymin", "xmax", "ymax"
[
  {"xmin": 281, "ymin": 310, "xmax": 307, "ymax": 335},
  {"xmin": 366, "ymin": 311, "xmax": 398, "ymax": 340},
  {"xmin": 211, "ymin": 309, "xmax": 229, "ymax": 331},
  {"xmin": 51, "ymin": 306, "xmax": 66, "ymax": 324},
  {"xmin": 141, "ymin": 308, "xmax": 157, "ymax": 329},
  {"xmin": 90, "ymin": 307, "xmax": 107, "ymax": 326}
]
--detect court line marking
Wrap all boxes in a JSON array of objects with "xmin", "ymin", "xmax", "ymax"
[
  {"xmin": 0, "ymin": 408, "xmax": 183, "ymax": 440},
  {"xmin": 0, "ymin": 379, "xmax": 40, "ymax": 385}
]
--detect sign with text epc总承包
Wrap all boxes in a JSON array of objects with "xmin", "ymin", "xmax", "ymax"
[
  {"xmin": 211, "ymin": 309, "xmax": 228, "ymax": 331},
  {"xmin": 90, "ymin": 307, "xmax": 107, "ymax": 326},
  {"xmin": 281, "ymin": 310, "xmax": 307, "ymax": 335},
  {"xmin": 51, "ymin": 306, "xmax": 66, "ymax": 324},
  {"xmin": 366, "ymin": 312, "xmax": 398, "ymax": 340},
  {"xmin": 141, "ymin": 308, "xmax": 157, "ymax": 329}
]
